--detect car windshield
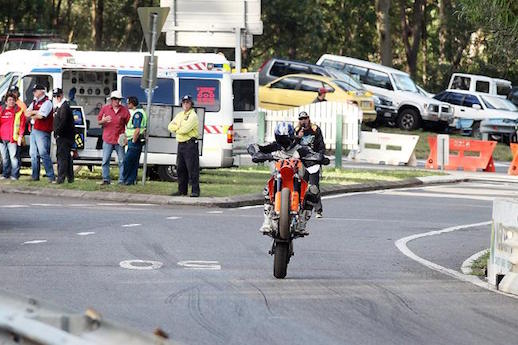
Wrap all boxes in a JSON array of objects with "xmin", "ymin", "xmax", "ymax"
[
  {"xmin": 481, "ymin": 95, "xmax": 518, "ymax": 111},
  {"xmin": 392, "ymin": 73, "xmax": 418, "ymax": 92},
  {"xmin": 327, "ymin": 69, "xmax": 364, "ymax": 90},
  {"xmin": 333, "ymin": 79, "xmax": 357, "ymax": 92}
]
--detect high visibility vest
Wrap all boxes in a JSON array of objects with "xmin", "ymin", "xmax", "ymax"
[
  {"xmin": 125, "ymin": 108, "xmax": 147, "ymax": 138},
  {"xmin": 12, "ymin": 106, "xmax": 24, "ymax": 141}
]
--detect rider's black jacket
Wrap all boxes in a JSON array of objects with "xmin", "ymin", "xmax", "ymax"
[{"xmin": 294, "ymin": 123, "xmax": 325, "ymax": 154}]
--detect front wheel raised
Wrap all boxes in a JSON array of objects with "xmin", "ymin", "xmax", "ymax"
[{"xmin": 273, "ymin": 242, "xmax": 289, "ymax": 279}]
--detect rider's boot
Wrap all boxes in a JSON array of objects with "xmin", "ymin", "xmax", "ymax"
[
  {"xmin": 295, "ymin": 209, "xmax": 311, "ymax": 236},
  {"xmin": 260, "ymin": 189, "xmax": 274, "ymax": 234}
]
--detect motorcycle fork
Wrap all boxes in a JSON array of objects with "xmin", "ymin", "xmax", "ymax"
[{"xmin": 269, "ymin": 239, "xmax": 294, "ymax": 259}]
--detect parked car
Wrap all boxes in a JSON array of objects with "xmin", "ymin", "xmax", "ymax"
[
  {"xmin": 448, "ymin": 73, "xmax": 512, "ymax": 99},
  {"xmin": 316, "ymin": 54, "xmax": 453, "ymax": 130},
  {"xmin": 1, "ymin": 33, "xmax": 65, "ymax": 53},
  {"xmin": 434, "ymin": 89, "xmax": 518, "ymax": 141},
  {"xmin": 508, "ymin": 86, "xmax": 518, "ymax": 107},
  {"xmin": 258, "ymin": 58, "xmax": 397, "ymax": 123},
  {"xmin": 259, "ymin": 74, "xmax": 377, "ymax": 122}
]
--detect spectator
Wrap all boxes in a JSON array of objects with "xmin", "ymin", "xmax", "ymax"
[
  {"xmin": 313, "ymin": 88, "xmax": 328, "ymax": 103},
  {"xmin": 122, "ymin": 96, "xmax": 147, "ymax": 185},
  {"xmin": 52, "ymin": 88, "xmax": 75, "ymax": 184},
  {"xmin": 9, "ymin": 86, "xmax": 27, "ymax": 170},
  {"xmin": 25, "ymin": 84, "xmax": 55, "ymax": 182},
  {"xmin": 97, "ymin": 90, "xmax": 130, "ymax": 185},
  {"xmin": 168, "ymin": 95, "xmax": 200, "ymax": 197},
  {"xmin": 0, "ymin": 92, "xmax": 25, "ymax": 180},
  {"xmin": 295, "ymin": 111, "xmax": 325, "ymax": 218}
]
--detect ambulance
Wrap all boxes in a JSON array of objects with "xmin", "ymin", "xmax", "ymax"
[{"xmin": 0, "ymin": 44, "xmax": 258, "ymax": 180}]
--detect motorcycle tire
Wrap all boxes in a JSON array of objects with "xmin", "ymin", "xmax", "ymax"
[
  {"xmin": 273, "ymin": 242, "xmax": 289, "ymax": 279},
  {"xmin": 279, "ymin": 188, "xmax": 291, "ymax": 240}
]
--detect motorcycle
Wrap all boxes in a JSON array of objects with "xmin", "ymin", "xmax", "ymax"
[{"xmin": 248, "ymin": 144, "xmax": 328, "ymax": 279}]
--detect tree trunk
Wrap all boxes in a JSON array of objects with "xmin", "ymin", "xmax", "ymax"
[
  {"xmin": 123, "ymin": 0, "xmax": 140, "ymax": 50},
  {"xmin": 438, "ymin": 0, "xmax": 449, "ymax": 63},
  {"xmin": 399, "ymin": 0, "xmax": 426, "ymax": 78},
  {"xmin": 91, "ymin": 0, "xmax": 103, "ymax": 50},
  {"xmin": 376, "ymin": 0, "xmax": 392, "ymax": 67}
]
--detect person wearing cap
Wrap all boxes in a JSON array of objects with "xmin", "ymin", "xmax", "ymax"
[
  {"xmin": 9, "ymin": 85, "xmax": 27, "ymax": 115},
  {"xmin": 313, "ymin": 88, "xmax": 328, "ymax": 103},
  {"xmin": 168, "ymin": 95, "xmax": 200, "ymax": 197},
  {"xmin": 121, "ymin": 96, "xmax": 147, "ymax": 185},
  {"xmin": 25, "ymin": 84, "xmax": 55, "ymax": 182},
  {"xmin": 0, "ymin": 92, "xmax": 25, "ymax": 180},
  {"xmin": 97, "ymin": 90, "xmax": 130, "ymax": 185},
  {"xmin": 295, "ymin": 111, "xmax": 325, "ymax": 218},
  {"xmin": 52, "ymin": 88, "xmax": 75, "ymax": 184}
]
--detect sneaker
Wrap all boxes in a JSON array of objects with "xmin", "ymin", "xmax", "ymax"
[
  {"xmin": 190, "ymin": 193, "xmax": 199, "ymax": 198},
  {"xmin": 98, "ymin": 180, "xmax": 110, "ymax": 185},
  {"xmin": 315, "ymin": 212, "xmax": 323, "ymax": 219},
  {"xmin": 10, "ymin": 176, "xmax": 18, "ymax": 181},
  {"xmin": 0, "ymin": 176, "xmax": 7, "ymax": 180},
  {"xmin": 171, "ymin": 191, "xmax": 187, "ymax": 196}
]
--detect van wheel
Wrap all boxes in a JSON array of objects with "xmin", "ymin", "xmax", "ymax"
[
  {"xmin": 157, "ymin": 165, "xmax": 178, "ymax": 182},
  {"xmin": 397, "ymin": 109, "xmax": 421, "ymax": 130}
]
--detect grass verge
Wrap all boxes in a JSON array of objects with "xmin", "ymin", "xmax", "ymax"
[
  {"xmin": 1, "ymin": 165, "xmax": 440, "ymax": 198},
  {"xmin": 469, "ymin": 250, "xmax": 490, "ymax": 277}
]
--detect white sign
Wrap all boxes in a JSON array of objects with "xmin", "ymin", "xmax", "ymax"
[{"xmin": 160, "ymin": 0, "xmax": 262, "ymax": 48}]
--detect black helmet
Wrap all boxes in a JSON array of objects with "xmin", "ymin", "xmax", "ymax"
[{"xmin": 274, "ymin": 122, "xmax": 295, "ymax": 150}]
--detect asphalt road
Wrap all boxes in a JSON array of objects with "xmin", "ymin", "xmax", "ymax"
[{"xmin": 1, "ymin": 181, "xmax": 518, "ymax": 345}]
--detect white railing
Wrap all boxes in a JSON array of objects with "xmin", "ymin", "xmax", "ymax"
[{"xmin": 260, "ymin": 101, "xmax": 361, "ymax": 150}]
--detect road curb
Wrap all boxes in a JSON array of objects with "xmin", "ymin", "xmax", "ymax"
[{"xmin": 0, "ymin": 175, "xmax": 469, "ymax": 208}]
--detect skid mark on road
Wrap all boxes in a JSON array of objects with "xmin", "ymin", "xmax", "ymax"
[{"xmin": 395, "ymin": 221, "xmax": 518, "ymax": 299}]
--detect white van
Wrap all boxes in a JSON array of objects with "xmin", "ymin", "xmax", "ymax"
[
  {"xmin": 0, "ymin": 46, "xmax": 258, "ymax": 180},
  {"xmin": 316, "ymin": 54, "xmax": 453, "ymax": 130},
  {"xmin": 448, "ymin": 73, "xmax": 512, "ymax": 99}
]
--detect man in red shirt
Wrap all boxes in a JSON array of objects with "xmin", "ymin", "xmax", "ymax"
[
  {"xmin": 0, "ymin": 92, "xmax": 25, "ymax": 180},
  {"xmin": 97, "ymin": 90, "xmax": 130, "ymax": 185}
]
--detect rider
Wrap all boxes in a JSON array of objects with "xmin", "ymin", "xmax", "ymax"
[{"xmin": 251, "ymin": 122, "xmax": 322, "ymax": 236}]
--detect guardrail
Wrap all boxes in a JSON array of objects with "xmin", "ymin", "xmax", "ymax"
[
  {"xmin": 488, "ymin": 199, "xmax": 518, "ymax": 295},
  {"xmin": 0, "ymin": 290, "xmax": 179, "ymax": 345}
]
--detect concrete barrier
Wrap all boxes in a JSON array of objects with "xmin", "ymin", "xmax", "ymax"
[
  {"xmin": 488, "ymin": 199, "xmax": 518, "ymax": 295},
  {"xmin": 349, "ymin": 130, "xmax": 419, "ymax": 166}
]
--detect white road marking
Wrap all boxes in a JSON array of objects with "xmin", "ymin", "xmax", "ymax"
[
  {"xmin": 177, "ymin": 260, "xmax": 221, "ymax": 270},
  {"xmin": 166, "ymin": 216, "xmax": 181, "ymax": 220},
  {"xmin": 382, "ymin": 190, "xmax": 494, "ymax": 201},
  {"xmin": 207, "ymin": 211, "xmax": 223, "ymax": 214},
  {"xmin": 119, "ymin": 260, "xmax": 163, "ymax": 270},
  {"xmin": 23, "ymin": 240, "xmax": 47, "ymax": 244},
  {"xmin": 395, "ymin": 221, "xmax": 518, "ymax": 299},
  {"xmin": 237, "ymin": 205, "xmax": 262, "ymax": 210},
  {"xmin": 122, "ymin": 224, "xmax": 142, "ymax": 228},
  {"xmin": 31, "ymin": 203, "xmax": 60, "ymax": 207},
  {"xmin": 461, "ymin": 249, "xmax": 489, "ymax": 275},
  {"xmin": 97, "ymin": 203, "xmax": 125, "ymax": 206},
  {"xmin": 77, "ymin": 232, "xmax": 96, "ymax": 236},
  {"xmin": 69, "ymin": 204, "xmax": 92, "ymax": 207},
  {"xmin": 1, "ymin": 205, "xmax": 29, "ymax": 208}
]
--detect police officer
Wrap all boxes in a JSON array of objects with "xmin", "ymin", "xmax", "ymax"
[
  {"xmin": 122, "ymin": 96, "xmax": 147, "ymax": 185},
  {"xmin": 295, "ymin": 111, "xmax": 325, "ymax": 218},
  {"xmin": 168, "ymin": 95, "xmax": 200, "ymax": 197}
]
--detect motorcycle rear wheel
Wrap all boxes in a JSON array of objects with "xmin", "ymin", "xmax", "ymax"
[{"xmin": 273, "ymin": 242, "xmax": 289, "ymax": 279}]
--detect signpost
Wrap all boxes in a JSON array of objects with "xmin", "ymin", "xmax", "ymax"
[{"xmin": 138, "ymin": 7, "xmax": 170, "ymax": 185}]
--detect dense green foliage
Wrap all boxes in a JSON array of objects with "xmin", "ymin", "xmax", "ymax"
[{"xmin": 0, "ymin": 0, "xmax": 516, "ymax": 92}]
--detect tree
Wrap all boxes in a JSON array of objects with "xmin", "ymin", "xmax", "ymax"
[
  {"xmin": 399, "ymin": 0, "xmax": 426, "ymax": 78},
  {"xmin": 376, "ymin": 0, "xmax": 392, "ymax": 67}
]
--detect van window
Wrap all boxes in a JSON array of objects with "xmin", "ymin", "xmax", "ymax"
[
  {"xmin": 271, "ymin": 76, "xmax": 298, "ymax": 90},
  {"xmin": 462, "ymin": 95, "xmax": 481, "ymax": 108},
  {"xmin": 179, "ymin": 78, "xmax": 220, "ymax": 112},
  {"xmin": 121, "ymin": 77, "xmax": 174, "ymax": 105},
  {"xmin": 475, "ymin": 81, "xmax": 490, "ymax": 93},
  {"xmin": 365, "ymin": 70, "xmax": 392, "ymax": 90},
  {"xmin": 299, "ymin": 78, "xmax": 323, "ymax": 92},
  {"xmin": 233, "ymin": 79, "xmax": 255, "ymax": 111},
  {"xmin": 451, "ymin": 76, "xmax": 470, "ymax": 90},
  {"xmin": 22, "ymin": 75, "xmax": 53, "ymax": 104},
  {"xmin": 320, "ymin": 59, "xmax": 346, "ymax": 71},
  {"xmin": 433, "ymin": 91, "xmax": 448, "ymax": 101},
  {"xmin": 445, "ymin": 92, "xmax": 464, "ymax": 106}
]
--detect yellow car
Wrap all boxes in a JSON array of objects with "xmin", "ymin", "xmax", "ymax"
[{"xmin": 259, "ymin": 74, "xmax": 376, "ymax": 121}]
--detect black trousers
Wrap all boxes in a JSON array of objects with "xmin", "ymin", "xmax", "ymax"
[
  {"xmin": 177, "ymin": 140, "xmax": 200, "ymax": 195},
  {"xmin": 304, "ymin": 168, "xmax": 323, "ymax": 213},
  {"xmin": 56, "ymin": 137, "xmax": 74, "ymax": 183}
]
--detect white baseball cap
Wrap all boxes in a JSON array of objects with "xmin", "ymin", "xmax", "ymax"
[{"xmin": 110, "ymin": 90, "xmax": 123, "ymax": 99}]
